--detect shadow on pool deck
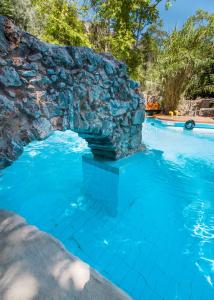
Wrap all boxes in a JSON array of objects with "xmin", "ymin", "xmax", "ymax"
[{"xmin": 0, "ymin": 210, "xmax": 131, "ymax": 300}]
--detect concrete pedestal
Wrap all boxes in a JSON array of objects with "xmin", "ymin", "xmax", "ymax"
[{"xmin": 82, "ymin": 153, "xmax": 144, "ymax": 217}]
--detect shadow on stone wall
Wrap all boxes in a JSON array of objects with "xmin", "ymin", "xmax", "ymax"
[{"xmin": 0, "ymin": 16, "xmax": 145, "ymax": 169}]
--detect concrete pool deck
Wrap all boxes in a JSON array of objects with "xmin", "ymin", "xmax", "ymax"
[
  {"xmin": 0, "ymin": 210, "xmax": 131, "ymax": 300},
  {"xmin": 154, "ymin": 115, "xmax": 214, "ymax": 124}
]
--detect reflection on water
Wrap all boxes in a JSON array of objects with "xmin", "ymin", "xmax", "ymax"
[
  {"xmin": 142, "ymin": 119, "xmax": 214, "ymax": 164},
  {"xmin": 184, "ymin": 198, "xmax": 214, "ymax": 287},
  {"xmin": 144, "ymin": 119, "xmax": 214, "ymax": 290},
  {"xmin": 0, "ymin": 123, "xmax": 214, "ymax": 299}
]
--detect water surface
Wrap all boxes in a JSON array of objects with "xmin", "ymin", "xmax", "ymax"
[{"xmin": 0, "ymin": 120, "xmax": 214, "ymax": 300}]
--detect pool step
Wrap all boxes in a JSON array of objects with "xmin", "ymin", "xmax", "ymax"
[{"xmin": 0, "ymin": 210, "xmax": 131, "ymax": 300}]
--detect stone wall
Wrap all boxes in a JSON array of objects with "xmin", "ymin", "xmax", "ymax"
[
  {"xmin": 0, "ymin": 17, "xmax": 145, "ymax": 169},
  {"xmin": 179, "ymin": 98, "xmax": 214, "ymax": 117}
]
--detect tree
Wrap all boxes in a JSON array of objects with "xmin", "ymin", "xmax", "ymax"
[
  {"xmin": 86, "ymin": 20, "xmax": 111, "ymax": 52},
  {"xmin": 32, "ymin": 0, "xmax": 90, "ymax": 46},
  {"xmin": 0, "ymin": 0, "xmax": 14, "ymax": 19},
  {"xmin": 185, "ymin": 58, "xmax": 214, "ymax": 99},
  {"xmin": 149, "ymin": 10, "xmax": 214, "ymax": 113},
  {"xmin": 87, "ymin": 0, "xmax": 173, "ymax": 77},
  {"xmin": 0, "ymin": 0, "xmax": 39, "ymax": 34}
]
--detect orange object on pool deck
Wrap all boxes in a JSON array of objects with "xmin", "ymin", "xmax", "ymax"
[
  {"xmin": 146, "ymin": 101, "xmax": 160, "ymax": 110},
  {"xmin": 154, "ymin": 102, "xmax": 160, "ymax": 110}
]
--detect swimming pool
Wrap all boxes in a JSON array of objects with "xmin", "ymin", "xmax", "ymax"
[
  {"xmin": 0, "ymin": 118, "xmax": 214, "ymax": 299},
  {"xmin": 154, "ymin": 118, "xmax": 214, "ymax": 130}
]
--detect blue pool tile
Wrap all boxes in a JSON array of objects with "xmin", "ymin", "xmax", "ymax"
[{"xmin": 1, "ymin": 126, "xmax": 214, "ymax": 300}]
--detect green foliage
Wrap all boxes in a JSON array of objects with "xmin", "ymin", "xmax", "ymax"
[
  {"xmin": 186, "ymin": 58, "xmax": 214, "ymax": 99},
  {"xmin": 91, "ymin": 0, "xmax": 161, "ymax": 41},
  {"xmin": 0, "ymin": 0, "xmax": 91, "ymax": 46},
  {"xmin": 146, "ymin": 10, "xmax": 214, "ymax": 112},
  {"xmin": 0, "ymin": 0, "xmax": 14, "ymax": 19},
  {"xmin": 0, "ymin": 0, "xmax": 38, "ymax": 33},
  {"xmin": 0, "ymin": 0, "xmax": 171, "ymax": 74},
  {"xmin": 2, "ymin": 0, "xmax": 213, "ymax": 114},
  {"xmin": 87, "ymin": 20, "xmax": 110, "ymax": 52},
  {"xmin": 11, "ymin": 0, "xmax": 38, "ymax": 33},
  {"xmin": 32, "ymin": 0, "xmax": 90, "ymax": 46},
  {"xmin": 89, "ymin": 0, "xmax": 171, "ymax": 77}
]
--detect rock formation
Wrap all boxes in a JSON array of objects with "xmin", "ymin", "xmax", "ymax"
[
  {"xmin": 179, "ymin": 98, "xmax": 214, "ymax": 117},
  {"xmin": 0, "ymin": 16, "xmax": 145, "ymax": 169}
]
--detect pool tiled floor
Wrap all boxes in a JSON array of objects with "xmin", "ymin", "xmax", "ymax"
[{"xmin": 1, "ymin": 130, "xmax": 213, "ymax": 299}]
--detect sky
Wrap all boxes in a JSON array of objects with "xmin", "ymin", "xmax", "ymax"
[
  {"xmin": 159, "ymin": 0, "xmax": 214, "ymax": 32},
  {"xmin": 80, "ymin": 0, "xmax": 213, "ymax": 31}
]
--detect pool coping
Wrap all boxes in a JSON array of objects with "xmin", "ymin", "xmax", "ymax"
[
  {"xmin": 154, "ymin": 115, "xmax": 214, "ymax": 124},
  {"xmin": 0, "ymin": 210, "xmax": 131, "ymax": 300},
  {"xmin": 153, "ymin": 116, "xmax": 214, "ymax": 129}
]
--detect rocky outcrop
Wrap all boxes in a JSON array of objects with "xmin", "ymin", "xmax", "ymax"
[
  {"xmin": 0, "ymin": 17, "xmax": 145, "ymax": 169},
  {"xmin": 179, "ymin": 98, "xmax": 214, "ymax": 117}
]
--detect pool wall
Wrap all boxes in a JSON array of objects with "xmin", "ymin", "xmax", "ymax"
[{"xmin": 154, "ymin": 118, "xmax": 214, "ymax": 129}]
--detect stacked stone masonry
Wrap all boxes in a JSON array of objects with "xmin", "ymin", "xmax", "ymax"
[{"xmin": 0, "ymin": 16, "xmax": 145, "ymax": 169}]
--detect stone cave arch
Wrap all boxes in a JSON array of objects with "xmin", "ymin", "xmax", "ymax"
[{"xmin": 0, "ymin": 17, "xmax": 145, "ymax": 169}]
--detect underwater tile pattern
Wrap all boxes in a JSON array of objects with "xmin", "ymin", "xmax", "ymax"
[{"xmin": 0, "ymin": 122, "xmax": 214, "ymax": 300}]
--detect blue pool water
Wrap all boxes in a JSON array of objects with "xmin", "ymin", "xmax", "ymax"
[{"xmin": 0, "ymin": 119, "xmax": 214, "ymax": 299}]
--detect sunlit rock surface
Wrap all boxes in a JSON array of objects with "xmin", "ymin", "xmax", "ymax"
[
  {"xmin": 0, "ymin": 210, "xmax": 130, "ymax": 300},
  {"xmin": 0, "ymin": 16, "xmax": 145, "ymax": 169}
]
